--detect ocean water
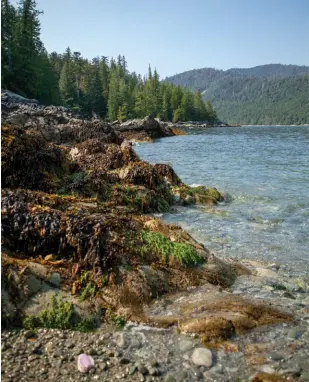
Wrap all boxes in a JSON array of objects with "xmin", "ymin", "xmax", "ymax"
[{"xmin": 135, "ymin": 125, "xmax": 309, "ymax": 276}]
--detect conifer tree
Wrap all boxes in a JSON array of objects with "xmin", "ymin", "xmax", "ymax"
[
  {"xmin": 34, "ymin": 48, "xmax": 60, "ymax": 104},
  {"xmin": 171, "ymin": 86, "xmax": 183, "ymax": 111},
  {"xmin": 83, "ymin": 58, "xmax": 104, "ymax": 117},
  {"xmin": 107, "ymin": 67, "xmax": 120, "ymax": 120},
  {"xmin": 181, "ymin": 90, "xmax": 194, "ymax": 121},
  {"xmin": 206, "ymin": 100, "xmax": 218, "ymax": 123},
  {"xmin": 59, "ymin": 60, "xmax": 76, "ymax": 107},
  {"xmin": 117, "ymin": 77, "xmax": 130, "ymax": 121},
  {"xmin": 148, "ymin": 64, "xmax": 153, "ymax": 81},
  {"xmin": 13, "ymin": 0, "xmax": 43, "ymax": 96},
  {"xmin": 99, "ymin": 56, "xmax": 109, "ymax": 101},
  {"xmin": 1, "ymin": 0, "xmax": 17, "ymax": 87},
  {"xmin": 194, "ymin": 89, "xmax": 208, "ymax": 120},
  {"xmin": 161, "ymin": 85, "xmax": 172, "ymax": 121}
]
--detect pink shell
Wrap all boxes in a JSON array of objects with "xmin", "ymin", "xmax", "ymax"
[{"xmin": 77, "ymin": 353, "xmax": 95, "ymax": 373}]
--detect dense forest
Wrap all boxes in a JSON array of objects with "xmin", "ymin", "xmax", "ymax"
[
  {"xmin": 165, "ymin": 64, "xmax": 309, "ymax": 125},
  {"xmin": 1, "ymin": 0, "xmax": 217, "ymax": 123}
]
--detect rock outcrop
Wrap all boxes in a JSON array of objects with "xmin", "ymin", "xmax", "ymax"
[
  {"xmin": 113, "ymin": 115, "xmax": 186, "ymax": 142},
  {"xmin": 1, "ymin": 92, "xmax": 225, "ymax": 325}
]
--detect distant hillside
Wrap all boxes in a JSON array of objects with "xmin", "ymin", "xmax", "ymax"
[{"xmin": 165, "ymin": 64, "xmax": 309, "ymax": 125}]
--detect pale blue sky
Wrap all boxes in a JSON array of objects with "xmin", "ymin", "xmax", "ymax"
[{"xmin": 14, "ymin": 0, "xmax": 309, "ymax": 77}]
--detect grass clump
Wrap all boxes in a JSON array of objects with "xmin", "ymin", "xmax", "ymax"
[
  {"xmin": 23, "ymin": 295, "xmax": 96, "ymax": 332},
  {"xmin": 106, "ymin": 309, "xmax": 126, "ymax": 329},
  {"xmin": 78, "ymin": 281, "xmax": 97, "ymax": 302},
  {"xmin": 78, "ymin": 271, "xmax": 97, "ymax": 302},
  {"xmin": 141, "ymin": 230, "xmax": 204, "ymax": 266}
]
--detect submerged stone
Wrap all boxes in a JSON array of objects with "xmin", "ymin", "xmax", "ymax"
[{"xmin": 191, "ymin": 347, "xmax": 213, "ymax": 367}]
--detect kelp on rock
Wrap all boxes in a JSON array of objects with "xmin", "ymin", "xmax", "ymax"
[{"xmin": 1, "ymin": 94, "xmax": 291, "ymax": 342}]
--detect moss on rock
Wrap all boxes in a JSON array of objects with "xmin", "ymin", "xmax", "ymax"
[{"xmin": 172, "ymin": 185, "xmax": 224, "ymax": 206}]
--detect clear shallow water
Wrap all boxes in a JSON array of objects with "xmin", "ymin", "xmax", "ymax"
[{"xmin": 135, "ymin": 126, "xmax": 309, "ymax": 276}]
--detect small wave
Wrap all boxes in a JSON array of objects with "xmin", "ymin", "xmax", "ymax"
[
  {"xmin": 234, "ymin": 194, "xmax": 273, "ymax": 204},
  {"xmin": 198, "ymin": 206, "xmax": 229, "ymax": 217},
  {"xmin": 281, "ymin": 203, "xmax": 307, "ymax": 216},
  {"xmin": 248, "ymin": 216, "xmax": 284, "ymax": 225}
]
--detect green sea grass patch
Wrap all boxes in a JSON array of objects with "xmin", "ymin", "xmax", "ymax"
[{"xmin": 141, "ymin": 230, "xmax": 204, "ymax": 266}]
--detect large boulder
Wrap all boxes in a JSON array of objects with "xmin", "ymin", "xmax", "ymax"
[{"xmin": 114, "ymin": 115, "xmax": 179, "ymax": 141}]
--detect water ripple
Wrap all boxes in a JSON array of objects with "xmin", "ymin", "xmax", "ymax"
[{"xmin": 136, "ymin": 125, "xmax": 309, "ymax": 276}]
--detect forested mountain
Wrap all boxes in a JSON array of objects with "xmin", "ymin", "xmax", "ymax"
[
  {"xmin": 1, "ymin": 0, "xmax": 217, "ymax": 123},
  {"xmin": 165, "ymin": 64, "xmax": 309, "ymax": 125}
]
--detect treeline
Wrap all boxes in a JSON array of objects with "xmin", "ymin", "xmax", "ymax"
[
  {"xmin": 1, "ymin": 0, "xmax": 217, "ymax": 123},
  {"xmin": 207, "ymin": 75, "xmax": 309, "ymax": 125},
  {"xmin": 55, "ymin": 49, "xmax": 217, "ymax": 122},
  {"xmin": 165, "ymin": 64, "xmax": 309, "ymax": 125},
  {"xmin": 165, "ymin": 64, "xmax": 309, "ymax": 93}
]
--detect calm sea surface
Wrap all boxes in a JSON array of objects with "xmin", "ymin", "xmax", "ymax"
[{"xmin": 135, "ymin": 126, "xmax": 309, "ymax": 276}]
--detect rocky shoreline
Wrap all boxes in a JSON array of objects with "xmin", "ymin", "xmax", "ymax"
[
  {"xmin": 1, "ymin": 91, "xmax": 309, "ymax": 382},
  {"xmin": 2, "ymin": 259, "xmax": 309, "ymax": 382},
  {"xmin": 111, "ymin": 119, "xmax": 230, "ymax": 142}
]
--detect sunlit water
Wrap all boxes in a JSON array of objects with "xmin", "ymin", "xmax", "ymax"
[{"xmin": 135, "ymin": 126, "xmax": 309, "ymax": 276}]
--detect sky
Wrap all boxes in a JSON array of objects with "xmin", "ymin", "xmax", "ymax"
[{"xmin": 13, "ymin": 0, "xmax": 309, "ymax": 78}]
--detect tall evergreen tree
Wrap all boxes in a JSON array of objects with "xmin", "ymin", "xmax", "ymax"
[
  {"xmin": 82, "ymin": 58, "xmax": 104, "ymax": 117},
  {"xmin": 171, "ymin": 86, "xmax": 183, "ymax": 111},
  {"xmin": 1, "ymin": 0, "xmax": 17, "ymax": 87},
  {"xmin": 107, "ymin": 67, "xmax": 120, "ymax": 121},
  {"xmin": 181, "ymin": 90, "xmax": 194, "ymax": 120},
  {"xmin": 13, "ymin": 0, "xmax": 43, "ymax": 96},
  {"xmin": 59, "ymin": 60, "xmax": 75, "ymax": 107},
  {"xmin": 194, "ymin": 89, "xmax": 208, "ymax": 120},
  {"xmin": 34, "ymin": 48, "xmax": 60, "ymax": 104},
  {"xmin": 49, "ymin": 51, "xmax": 63, "ymax": 79},
  {"xmin": 148, "ymin": 64, "xmax": 153, "ymax": 81},
  {"xmin": 206, "ymin": 100, "xmax": 217, "ymax": 123},
  {"xmin": 99, "ymin": 56, "xmax": 109, "ymax": 101},
  {"xmin": 161, "ymin": 85, "xmax": 172, "ymax": 121},
  {"xmin": 72, "ymin": 51, "xmax": 83, "ymax": 103}
]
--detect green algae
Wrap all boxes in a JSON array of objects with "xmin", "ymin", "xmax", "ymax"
[
  {"xmin": 140, "ymin": 230, "xmax": 204, "ymax": 266},
  {"xmin": 172, "ymin": 185, "xmax": 223, "ymax": 206}
]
